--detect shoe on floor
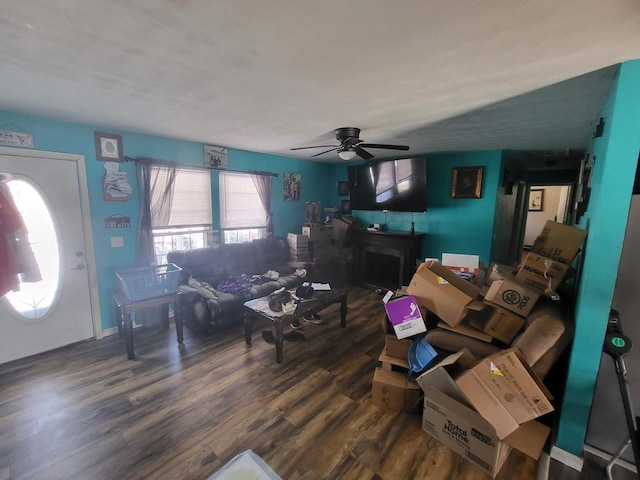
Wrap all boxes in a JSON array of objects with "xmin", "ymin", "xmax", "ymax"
[
  {"xmin": 303, "ymin": 314, "xmax": 323, "ymax": 325},
  {"xmin": 290, "ymin": 320, "xmax": 303, "ymax": 330}
]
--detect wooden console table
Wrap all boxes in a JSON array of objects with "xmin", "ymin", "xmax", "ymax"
[
  {"xmin": 113, "ymin": 289, "xmax": 183, "ymax": 360},
  {"xmin": 351, "ymin": 230, "xmax": 424, "ymax": 288}
]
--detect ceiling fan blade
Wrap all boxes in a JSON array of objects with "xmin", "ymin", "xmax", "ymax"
[
  {"xmin": 359, "ymin": 143, "xmax": 410, "ymax": 151},
  {"xmin": 354, "ymin": 146, "xmax": 374, "ymax": 160},
  {"xmin": 290, "ymin": 144, "xmax": 338, "ymax": 151},
  {"xmin": 311, "ymin": 147, "xmax": 339, "ymax": 157}
]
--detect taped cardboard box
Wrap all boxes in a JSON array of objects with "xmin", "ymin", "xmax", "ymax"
[
  {"xmin": 455, "ymin": 348, "xmax": 554, "ymax": 440},
  {"xmin": 531, "ymin": 220, "xmax": 587, "ymax": 265},
  {"xmin": 406, "ymin": 261, "xmax": 485, "ymax": 327},
  {"xmin": 385, "ymin": 334, "xmax": 413, "ymax": 359},
  {"xmin": 469, "ymin": 304, "xmax": 526, "ymax": 345},
  {"xmin": 515, "ymin": 253, "xmax": 570, "ymax": 296},
  {"xmin": 379, "ymin": 348, "xmax": 410, "ymax": 373},
  {"xmin": 372, "ymin": 367, "xmax": 421, "ymax": 414},
  {"xmin": 484, "ymin": 279, "xmax": 540, "ymax": 317},
  {"xmin": 417, "ymin": 350, "xmax": 550, "ymax": 478}
]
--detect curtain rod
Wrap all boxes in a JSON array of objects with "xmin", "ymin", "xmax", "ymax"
[{"xmin": 124, "ymin": 156, "xmax": 278, "ymax": 178}]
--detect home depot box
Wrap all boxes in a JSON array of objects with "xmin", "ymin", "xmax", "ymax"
[
  {"xmin": 531, "ymin": 220, "xmax": 587, "ymax": 265},
  {"xmin": 484, "ymin": 279, "xmax": 540, "ymax": 317},
  {"xmin": 372, "ymin": 367, "xmax": 421, "ymax": 414},
  {"xmin": 417, "ymin": 350, "xmax": 550, "ymax": 477},
  {"xmin": 469, "ymin": 304, "xmax": 526, "ymax": 345},
  {"xmin": 385, "ymin": 334, "xmax": 413, "ymax": 359},
  {"xmin": 515, "ymin": 253, "xmax": 570, "ymax": 296},
  {"xmin": 455, "ymin": 349, "xmax": 554, "ymax": 439},
  {"xmin": 406, "ymin": 261, "xmax": 485, "ymax": 327},
  {"xmin": 383, "ymin": 295, "xmax": 427, "ymax": 339}
]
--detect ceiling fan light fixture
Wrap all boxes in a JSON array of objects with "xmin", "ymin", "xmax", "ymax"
[{"xmin": 338, "ymin": 150, "xmax": 357, "ymax": 160}]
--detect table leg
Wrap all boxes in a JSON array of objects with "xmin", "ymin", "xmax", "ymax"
[
  {"xmin": 116, "ymin": 302, "xmax": 124, "ymax": 339},
  {"xmin": 244, "ymin": 311, "xmax": 253, "ymax": 345},
  {"xmin": 174, "ymin": 297, "xmax": 184, "ymax": 348},
  {"xmin": 122, "ymin": 310, "xmax": 135, "ymax": 360},
  {"xmin": 339, "ymin": 294, "xmax": 348, "ymax": 328},
  {"xmin": 275, "ymin": 318, "xmax": 283, "ymax": 363}
]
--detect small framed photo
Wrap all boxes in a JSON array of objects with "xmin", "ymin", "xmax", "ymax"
[
  {"xmin": 341, "ymin": 199, "xmax": 352, "ymax": 215},
  {"xmin": 529, "ymin": 189, "xmax": 544, "ymax": 211},
  {"xmin": 338, "ymin": 181, "xmax": 349, "ymax": 196},
  {"xmin": 451, "ymin": 166, "xmax": 484, "ymax": 199},
  {"xmin": 94, "ymin": 132, "xmax": 124, "ymax": 162}
]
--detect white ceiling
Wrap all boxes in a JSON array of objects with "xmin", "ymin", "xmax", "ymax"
[{"xmin": 1, "ymin": 1, "xmax": 639, "ymax": 162}]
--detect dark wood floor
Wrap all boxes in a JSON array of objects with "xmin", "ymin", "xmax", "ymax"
[{"xmin": 0, "ymin": 286, "xmax": 539, "ymax": 480}]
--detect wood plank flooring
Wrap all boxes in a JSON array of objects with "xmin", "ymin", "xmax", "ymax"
[{"xmin": 0, "ymin": 286, "xmax": 538, "ymax": 480}]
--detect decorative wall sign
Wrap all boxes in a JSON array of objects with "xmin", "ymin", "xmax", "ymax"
[
  {"xmin": 204, "ymin": 145, "xmax": 228, "ymax": 168},
  {"xmin": 0, "ymin": 129, "xmax": 33, "ymax": 148},
  {"xmin": 94, "ymin": 132, "xmax": 124, "ymax": 162},
  {"xmin": 105, "ymin": 214, "xmax": 131, "ymax": 229},
  {"xmin": 283, "ymin": 173, "xmax": 301, "ymax": 201}
]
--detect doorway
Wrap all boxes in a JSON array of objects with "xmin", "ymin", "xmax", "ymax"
[
  {"xmin": 523, "ymin": 184, "xmax": 573, "ymax": 249},
  {"xmin": 0, "ymin": 148, "xmax": 99, "ymax": 364}
]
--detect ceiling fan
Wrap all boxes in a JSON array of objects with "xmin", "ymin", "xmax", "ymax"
[{"xmin": 290, "ymin": 127, "xmax": 410, "ymax": 160}]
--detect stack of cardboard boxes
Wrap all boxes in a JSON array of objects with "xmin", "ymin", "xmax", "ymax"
[
  {"xmin": 287, "ymin": 233, "xmax": 310, "ymax": 262},
  {"xmin": 372, "ymin": 220, "xmax": 586, "ymax": 477}
]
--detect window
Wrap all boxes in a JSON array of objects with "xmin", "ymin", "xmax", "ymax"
[
  {"xmin": 219, "ymin": 172, "xmax": 267, "ymax": 243},
  {"xmin": 152, "ymin": 167, "xmax": 215, "ymax": 263}
]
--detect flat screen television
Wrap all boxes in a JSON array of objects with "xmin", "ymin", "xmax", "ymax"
[{"xmin": 347, "ymin": 157, "xmax": 427, "ymax": 212}]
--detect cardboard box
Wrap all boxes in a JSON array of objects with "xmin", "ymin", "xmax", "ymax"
[
  {"xmin": 485, "ymin": 262, "xmax": 517, "ymax": 286},
  {"xmin": 302, "ymin": 224, "xmax": 333, "ymax": 244},
  {"xmin": 455, "ymin": 349, "xmax": 554, "ymax": 440},
  {"xmin": 331, "ymin": 217, "xmax": 352, "ymax": 246},
  {"xmin": 484, "ymin": 279, "xmax": 540, "ymax": 317},
  {"xmin": 515, "ymin": 253, "xmax": 570, "ymax": 296},
  {"xmin": 417, "ymin": 350, "xmax": 550, "ymax": 477},
  {"xmin": 442, "ymin": 253, "xmax": 481, "ymax": 286},
  {"xmin": 372, "ymin": 367, "xmax": 421, "ymax": 414},
  {"xmin": 422, "ymin": 387, "xmax": 549, "ymax": 477},
  {"xmin": 531, "ymin": 220, "xmax": 587, "ymax": 265},
  {"xmin": 379, "ymin": 349, "xmax": 410, "ymax": 373},
  {"xmin": 287, "ymin": 232, "xmax": 308, "ymax": 249},
  {"xmin": 383, "ymin": 295, "xmax": 427, "ymax": 339},
  {"xmin": 469, "ymin": 304, "xmax": 526, "ymax": 345},
  {"xmin": 406, "ymin": 261, "xmax": 486, "ymax": 327},
  {"xmin": 385, "ymin": 334, "xmax": 413, "ymax": 359},
  {"xmin": 436, "ymin": 321, "xmax": 493, "ymax": 343}
]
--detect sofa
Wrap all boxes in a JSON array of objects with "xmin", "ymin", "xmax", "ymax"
[{"xmin": 167, "ymin": 237, "xmax": 308, "ymax": 334}]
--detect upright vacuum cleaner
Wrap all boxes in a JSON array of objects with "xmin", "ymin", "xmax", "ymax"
[{"xmin": 603, "ymin": 309, "xmax": 640, "ymax": 480}]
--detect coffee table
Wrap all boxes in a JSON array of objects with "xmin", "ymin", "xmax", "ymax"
[{"xmin": 244, "ymin": 286, "xmax": 348, "ymax": 363}]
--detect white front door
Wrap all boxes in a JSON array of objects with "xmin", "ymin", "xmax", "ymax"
[{"xmin": 0, "ymin": 148, "xmax": 99, "ymax": 364}]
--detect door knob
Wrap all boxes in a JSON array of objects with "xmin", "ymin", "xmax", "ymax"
[{"xmin": 70, "ymin": 263, "xmax": 85, "ymax": 271}]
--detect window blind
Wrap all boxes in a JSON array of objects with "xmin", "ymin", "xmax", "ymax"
[
  {"xmin": 219, "ymin": 172, "xmax": 266, "ymax": 228},
  {"xmin": 151, "ymin": 167, "xmax": 212, "ymax": 227}
]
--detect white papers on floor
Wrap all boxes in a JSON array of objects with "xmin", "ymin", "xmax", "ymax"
[{"xmin": 208, "ymin": 449, "xmax": 282, "ymax": 480}]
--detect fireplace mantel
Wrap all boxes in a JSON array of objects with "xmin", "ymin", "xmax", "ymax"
[{"xmin": 351, "ymin": 230, "xmax": 424, "ymax": 288}]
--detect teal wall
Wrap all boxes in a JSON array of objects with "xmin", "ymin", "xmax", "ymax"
[
  {"xmin": 0, "ymin": 110, "xmax": 334, "ymax": 331},
  {"xmin": 556, "ymin": 60, "xmax": 640, "ymax": 455},
  {"xmin": 344, "ymin": 151, "xmax": 501, "ymax": 265}
]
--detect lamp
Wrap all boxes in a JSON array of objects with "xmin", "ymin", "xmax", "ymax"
[{"xmin": 338, "ymin": 150, "xmax": 357, "ymax": 161}]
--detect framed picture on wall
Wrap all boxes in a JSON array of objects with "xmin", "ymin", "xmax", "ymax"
[
  {"xmin": 529, "ymin": 189, "xmax": 544, "ymax": 211},
  {"xmin": 341, "ymin": 199, "xmax": 352, "ymax": 215},
  {"xmin": 94, "ymin": 132, "xmax": 124, "ymax": 162},
  {"xmin": 338, "ymin": 181, "xmax": 349, "ymax": 196},
  {"xmin": 451, "ymin": 166, "xmax": 483, "ymax": 198}
]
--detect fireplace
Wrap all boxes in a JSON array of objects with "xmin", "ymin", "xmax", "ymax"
[
  {"xmin": 352, "ymin": 230, "xmax": 424, "ymax": 289},
  {"xmin": 364, "ymin": 251, "xmax": 401, "ymax": 289}
]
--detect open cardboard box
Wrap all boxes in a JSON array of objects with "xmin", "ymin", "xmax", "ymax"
[
  {"xmin": 531, "ymin": 220, "xmax": 587, "ymax": 265},
  {"xmin": 407, "ymin": 261, "xmax": 486, "ymax": 327},
  {"xmin": 417, "ymin": 349, "xmax": 551, "ymax": 477}
]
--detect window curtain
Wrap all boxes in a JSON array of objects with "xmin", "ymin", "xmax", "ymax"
[
  {"xmin": 252, "ymin": 174, "xmax": 273, "ymax": 237},
  {"xmin": 135, "ymin": 159, "xmax": 178, "ymax": 326},
  {"xmin": 136, "ymin": 159, "xmax": 179, "ymax": 265}
]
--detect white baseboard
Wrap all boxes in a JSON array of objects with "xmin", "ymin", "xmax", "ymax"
[
  {"xmin": 536, "ymin": 451, "xmax": 550, "ymax": 480},
  {"xmin": 550, "ymin": 445, "xmax": 584, "ymax": 472},
  {"xmin": 583, "ymin": 443, "xmax": 638, "ymax": 474}
]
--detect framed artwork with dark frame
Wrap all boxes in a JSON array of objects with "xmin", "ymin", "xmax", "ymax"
[
  {"xmin": 94, "ymin": 132, "xmax": 124, "ymax": 162},
  {"xmin": 338, "ymin": 181, "xmax": 349, "ymax": 196},
  {"xmin": 451, "ymin": 166, "xmax": 484, "ymax": 199},
  {"xmin": 529, "ymin": 189, "xmax": 544, "ymax": 211},
  {"xmin": 341, "ymin": 199, "xmax": 352, "ymax": 215}
]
